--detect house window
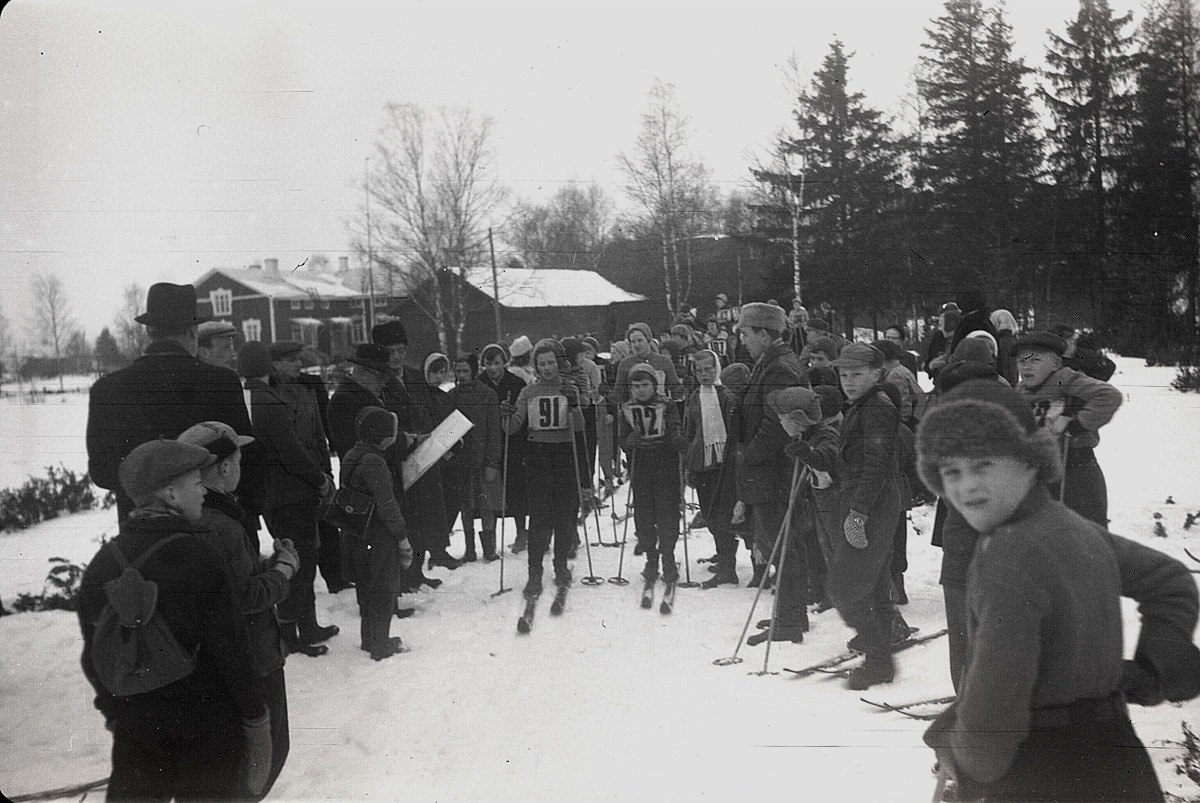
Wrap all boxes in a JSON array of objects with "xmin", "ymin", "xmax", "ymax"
[
  {"xmin": 350, "ymin": 320, "xmax": 366, "ymax": 344},
  {"xmin": 242, "ymin": 319, "xmax": 262, "ymax": 342},
  {"xmin": 290, "ymin": 299, "xmax": 301, "ymax": 310},
  {"xmin": 291, "ymin": 323, "xmax": 320, "ymax": 348},
  {"xmin": 210, "ymin": 288, "xmax": 233, "ymax": 317},
  {"xmin": 303, "ymin": 299, "xmax": 314, "ymax": 310}
]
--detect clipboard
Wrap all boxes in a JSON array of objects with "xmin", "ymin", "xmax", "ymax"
[{"xmin": 402, "ymin": 409, "xmax": 473, "ymax": 489}]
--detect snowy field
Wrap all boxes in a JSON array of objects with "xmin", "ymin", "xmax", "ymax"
[{"xmin": 2, "ymin": 357, "xmax": 1200, "ymax": 801}]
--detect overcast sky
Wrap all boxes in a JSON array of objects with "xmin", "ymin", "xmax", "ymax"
[{"xmin": 2, "ymin": 0, "xmax": 1103, "ymax": 348}]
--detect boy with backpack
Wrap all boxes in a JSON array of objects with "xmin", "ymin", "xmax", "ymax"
[{"xmin": 77, "ymin": 439, "xmax": 272, "ymax": 799}]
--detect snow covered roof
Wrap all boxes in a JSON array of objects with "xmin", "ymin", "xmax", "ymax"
[
  {"xmin": 459, "ymin": 267, "xmax": 646, "ymax": 308},
  {"xmin": 196, "ymin": 266, "xmax": 363, "ymax": 300}
]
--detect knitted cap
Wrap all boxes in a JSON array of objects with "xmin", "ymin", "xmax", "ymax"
[
  {"xmin": 767, "ymin": 387, "xmax": 822, "ymax": 426},
  {"xmin": 719, "ymin": 362, "xmax": 751, "ymax": 396},
  {"xmin": 916, "ymin": 380, "xmax": 1061, "ymax": 496},
  {"xmin": 581, "ymin": 337, "xmax": 600, "ymax": 354},
  {"xmin": 813, "ymin": 385, "xmax": 844, "ymax": 419},
  {"xmin": 626, "ymin": 322, "xmax": 653, "ymax": 342},
  {"xmin": 120, "ymin": 439, "xmax": 217, "ymax": 504},
  {"xmin": 371, "ymin": 320, "xmax": 408, "ymax": 347},
  {"xmin": 808, "ymin": 336, "xmax": 838, "ymax": 360},
  {"xmin": 356, "ymin": 406, "xmax": 397, "ymax": 445},
  {"xmin": 509, "ymin": 335, "xmax": 533, "ymax": 357},
  {"xmin": 670, "ymin": 323, "xmax": 694, "ymax": 340},
  {"xmin": 627, "ymin": 362, "xmax": 658, "ymax": 390},
  {"xmin": 872, "ymin": 339, "xmax": 904, "ymax": 362},
  {"xmin": 735, "ymin": 302, "xmax": 786, "ymax": 333},
  {"xmin": 480, "ymin": 343, "xmax": 508, "ymax": 365},
  {"xmin": 560, "ymin": 337, "xmax": 584, "ymax": 361},
  {"xmin": 831, "ymin": 343, "xmax": 884, "ymax": 369},
  {"xmin": 965, "ymin": 329, "xmax": 998, "ymax": 356},
  {"xmin": 237, "ymin": 341, "xmax": 272, "ymax": 378},
  {"xmin": 950, "ymin": 337, "xmax": 996, "ymax": 366},
  {"xmin": 533, "ymin": 338, "xmax": 565, "ymax": 359},
  {"xmin": 990, "ymin": 309, "xmax": 1018, "ymax": 334}
]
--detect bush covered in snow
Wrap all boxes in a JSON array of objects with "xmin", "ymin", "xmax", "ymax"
[
  {"xmin": 10, "ymin": 555, "xmax": 90, "ymax": 613},
  {"xmin": 0, "ymin": 465, "xmax": 113, "ymax": 533}
]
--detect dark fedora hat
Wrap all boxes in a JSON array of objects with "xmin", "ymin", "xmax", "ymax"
[
  {"xmin": 135, "ymin": 283, "xmax": 212, "ymax": 327},
  {"xmin": 347, "ymin": 343, "xmax": 391, "ymax": 373}
]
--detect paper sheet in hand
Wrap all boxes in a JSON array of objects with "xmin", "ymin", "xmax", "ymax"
[{"xmin": 402, "ymin": 409, "xmax": 473, "ymax": 489}]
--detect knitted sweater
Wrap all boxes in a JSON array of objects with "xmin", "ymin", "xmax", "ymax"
[
  {"xmin": 1018, "ymin": 366, "xmax": 1122, "ymax": 450},
  {"xmin": 503, "ymin": 375, "xmax": 584, "ymax": 444}
]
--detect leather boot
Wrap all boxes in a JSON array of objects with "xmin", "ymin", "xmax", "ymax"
[
  {"xmin": 847, "ymin": 653, "xmax": 895, "ymax": 690},
  {"xmin": 481, "ymin": 531, "xmax": 498, "ymax": 562},
  {"xmin": 282, "ymin": 620, "xmax": 328, "ymax": 657},
  {"xmin": 511, "ymin": 530, "xmax": 528, "ymax": 554},
  {"xmin": 747, "ymin": 624, "xmax": 805, "ymax": 646},
  {"xmin": 299, "ymin": 610, "xmax": 339, "ymax": 645},
  {"xmin": 523, "ymin": 565, "xmax": 544, "ymax": 597},
  {"xmin": 701, "ymin": 555, "xmax": 738, "ymax": 589},
  {"xmin": 461, "ymin": 528, "xmax": 478, "ymax": 562}
]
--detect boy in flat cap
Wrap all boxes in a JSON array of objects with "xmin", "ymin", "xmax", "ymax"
[
  {"xmin": 78, "ymin": 439, "xmax": 272, "ymax": 799},
  {"xmin": 917, "ymin": 382, "xmax": 1199, "ymax": 802}
]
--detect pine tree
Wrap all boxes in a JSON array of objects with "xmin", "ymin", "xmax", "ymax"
[
  {"xmin": 753, "ymin": 40, "xmax": 904, "ymax": 329},
  {"xmin": 1118, "ymin": 0, "xmax": 1200, "ymax": 356},
  {"xmin": 1041, "ymin": 0, "xmax": 1139, "ymax": 313},
  {"xmin": 916, "ymin": 0, "xmax": 1043, "ymax": 297}
]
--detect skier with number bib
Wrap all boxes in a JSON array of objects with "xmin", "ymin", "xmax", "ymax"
[
  {"xmin": 502, "ymin": 339, "xmax": 584, "ymax": 618},
  {"xmin": 619, "ymin": 363, "xmax": 685, "ymax": 608}
]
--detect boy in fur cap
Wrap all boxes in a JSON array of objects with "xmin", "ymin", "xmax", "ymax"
[{"xmin": 918, "ymin": 382, "xmax": 1199, "ymax": 802}]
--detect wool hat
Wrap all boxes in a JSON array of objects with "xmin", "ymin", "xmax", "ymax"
[
  {"xmin": 950, "ymin": 337, "xmax": 996, "ymax": 366},
  {"xmin": 626, "ymin": 322, "xmax": 653, "ymax": 342},
  {"xmin": 735, "ymin": 302, "xmax": 786, "ymax": 334},
  {"xmin": 371, "ymin": 320, "xmax": 408, "ymax": 347},
  {"xmin": 659, "ymin": 339, "xmax": 683, "ymax": 360},
  {"xmin": 197, "ymin": 320, "xmax": 237, "ymax": 347},
  {"xmin": 719, "ymin": 362, "xmax": 751, "ymax": 396},
  {"xmin": 715, "ymin": 293, "xmax": 729, "ymax": 303},
  {"xmin": 581, "ymin": 336, "xmax": 601, "ymax": 354},
  {"xmin": 806, "ymin": 318, "xmax": 829, "ymax": 333},
  {"xmin": 135, "ymin": 283, "xmax": 211, "ymax": 327},
  {"xmin": 808, "ymin": 336, "xmax": 838, "ymax": 360},
  {"xmin": 119, "ymin": 439, "xmax": 217, "ymax": 504},
  {"xmin": 609, "ymin": 340, "xmax": 632, "ymax": 364},
  {"xmin": 509, "ymin": 335, "xmax": 533, "ymax": 357},
  {"xmin": 807, "ymin": 364, "xmax": 840, "ymax": 388},
  {"xmin": 626, "ymin": 362, "xmax": 659, "ymax": 389},
  {"xmin": 348, "ymin": 343, "xmax": 391, "ymax": 374},
  {"xmin": 955, "ymin": 286, "xmax": 987, "ymax": 313},
  {"xmin": 533, "ymin": 338, "xmax": 565, "ymax": 359},
  {"xmin": 177, "ymin": 420, "xmax": 255, "ymax": 463},
  {"xmin": 831, "ymin": 343, "xmax": 884, "ymax": 369},
  {"xmin": 965, "ymin": 329, "xmax": 998, "ymax": 356},
  {"xmin": 1051, "ymin": 323, "xmax": 1077, "ymax": 340},
  {"xmin": 356, "ymin": 406, "xmax": 398, "ymax": 446},
  {"xmin": 1013, "ymin": 330, "xmax": 1067, "ymax": 357},
  {"xmin": 269, "ymin": 340, "xmax": 305, "ymax": 361},
  {"xmin": 237, "ymin": 341, "xmax": 273, "ymax": 378},
  {"xmin": 424, "ymin": 352, "xmax": 450, "ymax": 379},
  {"xmin": 935, "ymin": 360, "xmax": 1001, "ymax": 394},
  {"xmin": 872, "ymin": 339, "xmax": 904, "ymax": 362},
  {"xmin": 814, "ymin": 385, "xmax": 845, "ymax": 419},
  {"xmin": 480, "ymin": 343, "xmax": 508, "ymax": 365},
  {"xmin": 560, "ymin": 337, "xmax": 584, "ymax": 361},
  {"xmin": 455, "ymin": 352, "xmax": 479, "ymax": 376},
  {"xmin": 670, "ymin": 323, "xmax": 694, "ymax": 340},
  {"xmin": 767, "ymin": 386, "xmax": 822, "ymax": 427},
  {"xmin": 990, "ymin": 309, "xmax": 1019, "ymax": 335},
  {"xmin": 916, "ymin": 380, "xmax": 1061, "ymax": 497}
]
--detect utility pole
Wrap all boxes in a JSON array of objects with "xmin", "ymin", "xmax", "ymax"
[
  {"xmin": 489, "ymin": 228, "xmax": 502, "ymax": 343},
  {"xmin": 364, "ymin": 157, "xmax": 376, "ymax": 334}
]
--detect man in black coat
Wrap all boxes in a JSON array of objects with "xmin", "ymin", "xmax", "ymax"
[{"xmin": 86, "ymin": 284, "xmax": 254, "ymax": 521}]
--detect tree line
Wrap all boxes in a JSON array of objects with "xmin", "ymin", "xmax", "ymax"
[{"xmin": 359, "ymin": 0, "xmax": 1200, "ymax": 360}]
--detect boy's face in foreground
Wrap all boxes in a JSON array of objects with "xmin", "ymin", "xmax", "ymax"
[
  {"xmin": 938, "ymin": 455, "xmax": 1038, "ymax": 533},
  {"xmin": 838, "ymin": 365, "xmax": 879, "ymax": 402},
  {"xmin": 630, "ymin": 377, "xmax": 655, "ymax": 403}
]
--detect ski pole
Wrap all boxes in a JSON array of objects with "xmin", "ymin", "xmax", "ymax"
[
  {"xmin": 569, "ymin": 413, "xmax": 604, "ymax": 586},
  {"xmin": 578, "ymin": 413, "xmax": 608, "ymax": 546},
  {"xmin": 713, "ymin": 459, "xmax": 803, "ymax": 667},
  {"xmin": 609, "ymin": 449, "xmax": 635, "ymax": 586},
  {"xmin": 1058, "ymin": 431, "xmax": 1071, "ymax": 503},
  {"xmin": 491, "ymin": 427, "xmax": 513, "ymax": 598},
  {"xmin": 678, "ymin": 461, "xmax": 699, "ymax": 588},
  {"xmin": 758, "ymin": 460, "xmax": 807, "ymax": 675}
]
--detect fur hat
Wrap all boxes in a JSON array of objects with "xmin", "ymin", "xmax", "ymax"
[
  {"xmin": 719, "ymin": 363, "xmax": 751, "ymax": 396},
  {"xmin": 735, "ymin": 302, "xmax": 786, "ymax": 334},
  {"xmin": 808, "ymin": 336, "xmax": 838, "ymax": 360},
  {"xmin": 1013, "ymin": 330, "xmax": 1067, "ymax": 357},
  {"xmin": 955, "ymin": 285, "xmax": 987, "ymax": 314},
  {"xmin": 120, "ymin": 439, "xmax": 217, "ymax": 504},
  {"xmin": 347, "ymin": 343, "xmax": 390, "ymax": 374},
  {"xmin": 356, "ymin": 406, "xmax": 397, "ymax": 446},
  {"xmin": 627, "ymin": 362, "xmax": 659, "ymax": 390},
  {"xmin": 509, "ymin": 335, "xmax": 533, "ymax": 357},
  {"xmin": 371, "ymin": 320, "xmax": 408, "ymax": 347},
  {"xmin": 916, "ymin": 380, "xmax": 1061, "ymax": 496},
  {"xmin": 135, "ymin": 283, "xmax": 211, "ymax": 327},
  {"xmin": 626, "ymin": 322, "xmax": 653, "ymax": 343},
  {"xmin": 831, "ymin": 343, "xmax": 884, "ymax": 369},
  {"xmin": 814, "ymin": 385, "xmax": 844, "ymax": 419},
  {"xmin": 237, "ymin": 341, "xmax": 273, "ymax": 378},
  {"xmin": 767, "ymin": 387, "xmax": 822, "ymax": 426}
]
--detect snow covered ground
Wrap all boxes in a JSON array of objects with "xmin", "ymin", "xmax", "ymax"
[{"xmin": 2, "ymin": 357, "xmax": 1200, "ymax": 801}]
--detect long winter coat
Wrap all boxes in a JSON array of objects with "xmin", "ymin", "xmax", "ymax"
[
  {"xmin": 196, "ymin": 488, "xmax": 288, "ymax": 678},
  {"xmin": 735, "ymin": 341, "xmax": 807, "ymax": 505},
  {"xmin": 380, "ymin": 368, "xmax": 445, "ymax": 550},
  {"xmin": 480, "ymin": 368, "xmax": 529, "ymax": 514},
  {"xmin": 340, "ymin": 444, "xmax": 408, "ymax": 596},
  {"xmin": 449, "ymin": 379, "xmax": 501, "ymax": 472},
  {"xmin": 925, "ymin": 485, "xmax": 1199, "ymax": 797},
  {"xmin": 838, "ymin": 384, "xmax": 901, "ymax": 520},
  {"xmin": 86, "ymin": 341, "xmax": 253, "ymax": 515},
  {"xmin": 327, "ymin": 374, "xmax": 386, "ymax": 460},
  {"xmin": 245, "ymin": 377, "xmax": 330, "ymax": 511}
]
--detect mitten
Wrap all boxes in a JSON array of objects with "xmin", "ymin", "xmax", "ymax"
[
  {"xmin": 1120, "ymin": 659, "xmax": 1164, "ymax": 706},
  {"xmin": 844, "ymin": 511, "xmax": 868, "ymax": 549},
  {"xmin": 240, "ymin": 711, "xmax": 273, "ymax": 796},
  {"xmin": 397, "ymin": 538, "xmax": 414, "ymax": 570},
  {"xmin": 785, "ymin": 438, "xmax": 815, "ymax": 463},
  {"xmin": 271, "ymin": 538, "xmax": 300, "ymax": 580}
]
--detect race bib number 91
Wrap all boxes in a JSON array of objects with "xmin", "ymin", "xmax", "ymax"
[
  {"xmin": 528, "ymin": 395, "xmax": 569, "ymax": 431},
  {"xmin": 624, "ymin": 403, "xmax": 666, "ymax": 439}
]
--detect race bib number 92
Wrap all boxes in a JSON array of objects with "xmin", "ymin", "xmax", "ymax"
[{"xmin": 624, "ymin": 403, "xmax": 666, "ymax": 439}]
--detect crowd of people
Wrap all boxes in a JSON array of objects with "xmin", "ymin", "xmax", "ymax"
[{"xmin": 74, "ymin": 281, "xmax": 1199, "ymax": 801}]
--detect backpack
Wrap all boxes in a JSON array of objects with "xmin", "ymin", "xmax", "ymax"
[{"xmin": 90, "ymin": 534, "xmax": 199, "ymax": 697}]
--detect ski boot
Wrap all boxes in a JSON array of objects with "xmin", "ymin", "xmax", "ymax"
[
  {"xmin": 511, "ymin": 529, "xmax": 528, "ymax": 554},
  {"xmin": 523, "ymin": 567, "xmax": 544, "ymax": 598},
  {"xmin": 846, "ymin": 654, "xmax": 896, "ymax": 690},
  {"xmin": 299, "ymin": 611, "xmax": 340, "ymax": 646},
  {"xmin": 701, "ymin": 556, "xmax": 739, "ymax": 589},
  {"xmin": 481, "ymin": 530, "xmax": 499, "ymax": 562}
]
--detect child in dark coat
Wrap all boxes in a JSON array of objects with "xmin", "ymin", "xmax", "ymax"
[
  {"xmin": 340, "ymin": 407, "xmax": 415, "ymax": 661},
  {"xmin": 620, "ymin": 362, "xmax": 685, "ymax": 587},
  {"xmin": 917, "ymin": 382, "xmax": 1199, "ymax": 802}
]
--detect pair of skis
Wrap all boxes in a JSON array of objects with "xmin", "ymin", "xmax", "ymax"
[
  {"xmin": 516, "ymin": 583, "xmax": 571, "ymax": 633},
  {"xmin": 782, "ymin": 628, "xmax": 949, "ymax": 677},
  {"xmin": 860, "ymin": 694, "xmax": 956, "ymax": 720},
  {"xmin": 641, "ymin": 576, "xmax": 676, "ymax": 614}
]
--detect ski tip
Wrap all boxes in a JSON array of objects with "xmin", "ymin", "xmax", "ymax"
[
  {"xmin": 659, "ymin": 602, "xmax": 672, "ymax": 614},
  {"xmin": 517, "ymin": 618, "xmax": 531, "ymax": 634}
]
